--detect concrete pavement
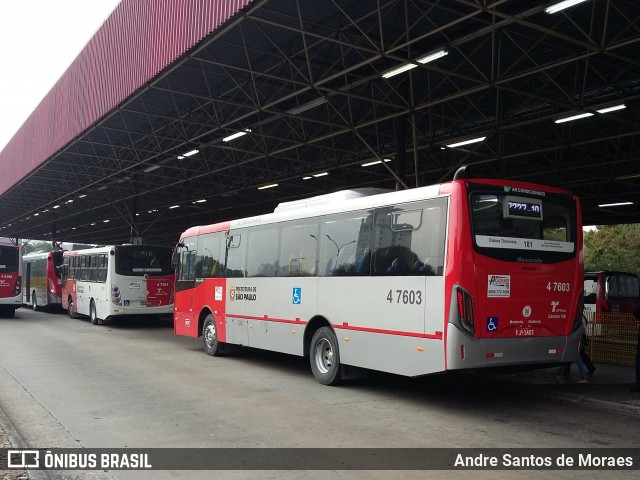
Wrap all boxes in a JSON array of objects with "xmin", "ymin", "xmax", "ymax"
[{"xmin": 1, "ymin": 360, "xmax": 638, "ymax": 479}]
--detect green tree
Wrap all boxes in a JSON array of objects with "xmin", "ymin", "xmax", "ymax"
[{"xmin": 584, "ymin": 224, "xmax": 640, "ymax": 275}]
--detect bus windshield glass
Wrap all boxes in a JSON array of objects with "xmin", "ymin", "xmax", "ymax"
[
  {"xmin": 115, "ymin": 246, "xmax": 173, "ymax": 276},
  {"xmin": 52, "ymin": 251, "xmax": 64, "ymax": 278},
  {"xmin": 470, "ymin": 188, "xmax": 576, "ymax": 263},
  {"xmin": 0, "ymin": 245, "xmax": 19, "ymax": 273}
]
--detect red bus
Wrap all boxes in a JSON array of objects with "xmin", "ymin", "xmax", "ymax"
[
  {"xmin": 0, "ymin": 237, "xmax": 23, "ymax": 317},
  {"xmin": 173, "ymin": 176, "xmax": 584, "ymax": 384},
  {"xmin": 583, "ymin": 271, "xmax": 640, "ymax": 316},
  {"xmin": 61, "ymin": 244, "xmax": 174, "ymax": 324},
  {"xmin": 22, "ymin": 250, "xmax": 64, "ymax": 310}
]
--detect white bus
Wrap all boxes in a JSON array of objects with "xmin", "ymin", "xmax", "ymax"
[
  {"xmin": 61, "ymin": 244, "xmax": 174, "ymax": 324},
  {"xmin": 0, "ymin": 237, "xmax": 22, "ymax": 317},
  {"xmin": 173, "ymin": 178, "xmax": 584, "ymax": 385}
]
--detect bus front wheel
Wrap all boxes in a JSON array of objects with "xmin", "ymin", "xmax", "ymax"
[
  {"xmin": 202, "ymin": 314, "xmax": 223, "ymax": 356},
  {"xmin": 310, "ymin": 327, "xmax": 342, "ymax": 386}
]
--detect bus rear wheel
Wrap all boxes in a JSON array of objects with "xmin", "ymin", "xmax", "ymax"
[
  {"xmin": 310, "ymin": 327, "xmax": 342, "ymax": 386},
  {"xmin": 202, "ymin": 314, "xmax": 223, "ymax": 356},
  {"xmin": 67, "ymin": 297, "xmax": 78, "ymax": 319},
  {"xmin": 90, "ymin": 300, "xmax": 100, "ymax": 325}
]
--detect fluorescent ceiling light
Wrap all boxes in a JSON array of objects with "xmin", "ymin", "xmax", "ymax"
[
  {"xmin": 598, "ymin": 201, "xmax": 634, "ymax": 208},
  {"xmin": 103, "ymin": 219, "xmax": 110, "ymax": 223},
  {"xmin": 382, "ymin": 63, "xmax": 418, "ymax": 79},
  {"xmin": 303, "ymin": 176, "xmax": 312, "ymax": 180},
  {"xmin": 554, "ymin": 112, "xmax": 594, "ymax": 124},
  {"xmin": 182, "ymin": 149, "xmax": 199, "ymax": 157},
  {"xmin": 78, "ymin": 194, "xmax": 87, "ymax": 198},
  {"xmin": 596, "ymin": 104, "xmax": 626, "ymax": 114},
  {"xmin": 192, "ymin": 199, "xmax": 207, "ymax": 204},
  {"xmin": 223, "ymin": 129, "xmax": 251, "ymax": 142},
  {"xmin": 417, "ymin": 48, "xmax": 448, "ymax": 64},
  {"xmin": 52, "ymin": 205, "xmax": 60, "ymax": 209},
  {"xmin": 258, "ymin": 183, "xmax": 278, "ymax": 190},
  {"xmin": 143, "ymin": 164, "xmax": 160, "ymax": 173},
  {"xmin": 288, "ymin": 96, "xmax": 328, "ymax": 115},
  {"xmin": 545, "ymin": 0, "xmax": 589, "ymax": 14},
  {"xmin": 97, "ymin": 185, "xmax": 107, "ymax": 191},
  {"xmin": 65, "ymin": 199, "xmax": 73, "ymax": 204},
  {"xmin": 33, "ymin": 213, "xmax": 40, "ymax": 217},
  {"xmin": 90, "ymin": 222, "xmax": 96, "ymax": 226},
  {"xmin": 313, "ymin": 172, "xmax": 329, "ymax": 177},
  {"xmin": 615, "ymin": 173, "xmax": 640, "ymax": 181},
  {"xmin": 446, "ymin": 136, "xmax": 487, "ymax": 148},
  {"xmin": 361, "ymin": 159, "xmax": 392, "ymax": 167},
  {"xmin": 169, "ymin": 205, "xmax": 180, "ymax": 209}
]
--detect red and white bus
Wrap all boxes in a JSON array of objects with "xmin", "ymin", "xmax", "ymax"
[
  {"xmin": 22, "ymin": 250, "xmax": 64, "ymax": 310},
  {"xmin": 173, "ymin": 176, "xmax": 584, "ymax": 384},
  {"xmin": 61, "ymin": 244, "xmax": 174, "ymax": 324},
  {"xmin": 0, "ymin": 237, "xmax": 22, "ymax": 317}
]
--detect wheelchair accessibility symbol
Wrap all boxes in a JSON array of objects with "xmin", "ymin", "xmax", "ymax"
[
  {"xmin": 486, "ymin": 316, "xmax": 498, "ymax": 332},
  {"xmin": 292, "ymin": 287, "xmax": 302, "ymax": 305}
]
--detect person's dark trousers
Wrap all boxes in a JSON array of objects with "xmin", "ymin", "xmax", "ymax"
[{"xmin": 581, "ymin": 348, "xmax": 595, "ymax": 374}]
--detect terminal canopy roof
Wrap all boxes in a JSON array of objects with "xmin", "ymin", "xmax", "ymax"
[{"xmin": 0, "ymin": 0, "xmax": 639, "ymax": 246}]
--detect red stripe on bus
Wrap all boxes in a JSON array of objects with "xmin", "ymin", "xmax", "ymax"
[{"xmin": 226, "ymin": 314, "xmax": 443, "ymax": 339}]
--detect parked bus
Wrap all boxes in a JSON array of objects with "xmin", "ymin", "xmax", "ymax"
[
  {"xmin": 583, "ymin": 271, "xmax": 640, "ymax": 316},
  {"xmin": 61, "ymin": 244, "xmax": 174, "ymax": 324},
  {"xmin": 22, "ymin": 250, "xmax": 64, "ymax": 310},
  {"xmin": 173, "ymin": 176, "xmax": 584, "ymax": 385},
  {"xmin": 0, "ymin": 237, "xmax": 22, "ymax": 317}
]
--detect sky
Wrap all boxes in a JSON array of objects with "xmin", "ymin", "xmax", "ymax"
[{"xmin": 0, "ymin": 0, "xmax": 122, "ymax": 152}]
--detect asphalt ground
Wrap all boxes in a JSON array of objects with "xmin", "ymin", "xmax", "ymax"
[{"xmin": 1, "ymin": 361, "xmax": 638, "ymax": 479}]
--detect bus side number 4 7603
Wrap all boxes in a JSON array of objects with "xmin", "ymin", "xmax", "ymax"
[{"xmin": 387, "ymin": 290, "xmax": 423, "ymax": 305}]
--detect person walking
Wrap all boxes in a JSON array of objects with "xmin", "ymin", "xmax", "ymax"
[
  {"xmin": 580, "ymin": 316, "xmax": 596, "ymax": 376},
  {"xmin": 558, "ymin": 313, "xmax": 590, "ymax": 383}
]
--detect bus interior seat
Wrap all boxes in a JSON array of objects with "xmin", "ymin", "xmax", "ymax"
[
  {"xmin": 387, "ymin": 257, "xmax": 409, "ymax": 274},
  {"xmin": 354, "ymin": 249, "xmax": 371, "ymax": 274}
]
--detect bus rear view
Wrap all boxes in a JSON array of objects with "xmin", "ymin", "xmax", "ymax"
[
  {"xmin": 0, "ymin": 238, "xmax": 22, "ymax": 317},
  {"xmin": 445, "ymin": 180, "xmax": 583, "ymax": 370}
]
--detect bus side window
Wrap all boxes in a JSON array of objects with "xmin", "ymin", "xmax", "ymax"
[
  {"xmin": 88, "ymin": 254, "xmax": 97, "ymax": 282},
  {"xmin": 97, "ymin": 254, "xmax": 108, "ymax": 283},
  {"xmin": 372, "ymin": 200, "xmax": 446, "ymax": 276},
  {"xmin": 225, "ymin": 231, "xmax": 246, "ymax": 278},
  {"xmin": 247, "ymin": 226, "xmax": 279, "ymax": 277},
  {"xmin": 279, "ymin": 220, "xmax": 319, "ymax": 277},
  {"xmin": 318, "ymin": 210, "xmax": 372, "ymax": 277}
]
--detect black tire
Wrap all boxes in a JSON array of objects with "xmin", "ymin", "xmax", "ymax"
[
  {"xmin": 309, "ymin": 327, "xmax": 342, "ymax": 385},
  {"xmin": 202, "ymin": 314, "xmax": 223, "ymax": 356},
  {"xmin": 31, "ymin": 292, "xmax": 38, "ymax": 311},
  {"xmin": 90, "ymin": 300, "xmax": 100, "ymax": 325},
  {"xmin": 67, "ymin": 297, "xmax": 78, "ymax": 319}
]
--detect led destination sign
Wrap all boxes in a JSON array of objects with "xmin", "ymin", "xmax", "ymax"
[{"xmin": 503, "ymin": 196, "xmax": 543, "ymax": 220}]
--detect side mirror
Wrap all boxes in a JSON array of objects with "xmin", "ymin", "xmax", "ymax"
[{"xmin": 171, "ymin": 243, "xmax": 184, "ymax": 268}]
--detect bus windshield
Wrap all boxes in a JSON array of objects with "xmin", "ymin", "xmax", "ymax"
[
  {"xmin": 0, "ymin": 245, "xmax": 19, "ymax": 273},
  {"xmin": 470, "ymin": 188, "xmax": 576, "ymax": 264},
  {"xmin": 115, "ymin": 246, "xmax": 173, "ymax": 276},
  {"xmin": 52, "ymin": 251, "xmax": 64, "ymax": 278}
]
